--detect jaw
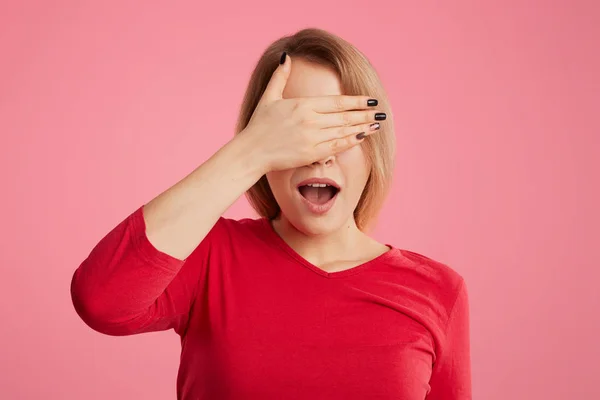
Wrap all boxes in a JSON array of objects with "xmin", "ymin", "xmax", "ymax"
[{"xmin": 277, "ymin": 202, "xmax": 362, "ymax": 241}]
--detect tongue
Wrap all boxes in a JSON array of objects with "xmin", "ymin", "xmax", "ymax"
[{"xmin": 299, "ymin": 186, "xmax": 336, "ymax": 205}]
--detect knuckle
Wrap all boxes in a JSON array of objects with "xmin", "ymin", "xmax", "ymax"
[
  {"xmin": 291, "ymin": 105, "xmax": 309, "ymax": 122},
  {"xmin": 328, "ymin": 140, "xmax": 340, "ymax": 152},
  {"xmin": 291, "ymin": 99, "xmax": 302, "ymax": 112},
  {"xmin": 333, "ymin": 96, "xmax": 345, "ymax": 112},
  {"xmin": 329, "ymin": 137, "xmax": 350, "ymax": 152},
  {"xmin": 290, "ymin": 99, "xmax": 304, "ymax": 116},
  {"xmin": 271, "ymin": 99, "xmax": 285, "ymax": 112},
  {"xmin": 300, "ymin": 114, "xmax": 318, "ymax": 127},
  {"xmin": 340, "ymin": 125, "xmax": 353, "ymax": 137},
  {"xmin": 341, "ymin": 112, "xmax": 352, "ymax": 126}
]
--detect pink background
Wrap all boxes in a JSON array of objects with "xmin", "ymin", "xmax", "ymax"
[{"xmin": 1, "ymin": 1, "xmax": 598, "ymax": 399}]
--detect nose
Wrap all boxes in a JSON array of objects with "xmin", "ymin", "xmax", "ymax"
[{"xmin": 312, "ymin": 155, "xmax": 335, "ymax": 167}]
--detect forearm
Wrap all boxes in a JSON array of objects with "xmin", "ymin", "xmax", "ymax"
[{"xmin": 143, "ymin": 132, "xmax": 266, "ymax": 260}]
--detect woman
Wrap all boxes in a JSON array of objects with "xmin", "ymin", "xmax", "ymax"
[{"xmin": 71, "ymin": 28, "xmax": 471, "ymax": 399}]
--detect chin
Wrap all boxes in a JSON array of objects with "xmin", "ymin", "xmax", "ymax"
[{"xmin": 284, "ymin": 209, "xmax": 350, "ymax": 237}]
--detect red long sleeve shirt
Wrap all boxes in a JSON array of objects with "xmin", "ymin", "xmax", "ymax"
[{"xmin": 71, "ymin": 206, "xmax": 471, "ymax": 399}]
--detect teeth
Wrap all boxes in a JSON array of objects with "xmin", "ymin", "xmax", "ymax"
[{"xmin": 307, "ymin": 183, "xmax": 328, "ymax": 187}]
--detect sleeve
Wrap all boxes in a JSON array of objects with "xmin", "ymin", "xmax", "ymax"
[
  {"xmin": 70, "ymin": 205, "xmax": 220, "ymax": 337},
  {"xmin": 426, "ymin": 279, "xmax": 472, "ymax": 399}
]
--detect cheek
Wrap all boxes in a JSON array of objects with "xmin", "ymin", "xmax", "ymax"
[
  {"xmin": 337, "ymin": 146, "xmax": 371, "ymax": 182},
  {"xmin": 266, "ymin": 170, "xmax": 294, "ymax": 199}
]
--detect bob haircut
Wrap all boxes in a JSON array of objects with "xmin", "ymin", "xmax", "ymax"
[{"xmin": 234, "ymin": 28, "xmax": 395, "ymax": 232}]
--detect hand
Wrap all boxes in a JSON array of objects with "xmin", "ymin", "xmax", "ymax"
[{"xmin": 240, "ymin": 54, "xmax": 385, "ymax": 173}]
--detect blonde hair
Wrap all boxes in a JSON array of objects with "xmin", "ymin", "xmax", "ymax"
[{"xmin": 234, "ymin": 28, "xmax": 395, "ymax": 231}]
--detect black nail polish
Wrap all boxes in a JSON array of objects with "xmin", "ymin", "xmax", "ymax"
[
  {"xmin": 370, "ymin": 122, "xmax": 380, "ymax": 130},
  {"xmin": 280, "ymin": 52, "xmax": 287, "ymax": 64},
  {"xmin": 367, "ymin": 99, "xmax": 378, "ymax": 106},
  {"xmin": 375, "ymin": 113, "xmax": 387, "ymax": 121},
  {"xmin": 356, "ymin": 132, "xmax": 366, "ymax": 140}
]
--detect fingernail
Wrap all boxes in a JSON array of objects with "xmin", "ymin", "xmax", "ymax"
[
  {"xmin": 375, "ymin": 113, "xmax": 386, "ymax": 121},
  {"xmin": 367, "ymin": 99, "xmax": 378, "ymax": 106},
  {"xmin": 370, "ymin": 122, "xmax": 380, "ymax": 130},
  {"xmin": 280, "ymin": 52, "xmax": 287, "ymax": 64},
  {"xmin": 356, "ymin": 132, "xmax": 366, "ymax": 140}
]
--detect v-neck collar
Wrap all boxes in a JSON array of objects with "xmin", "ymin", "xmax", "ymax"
[{"xmin": 259, "ymin": 217, "xmax": 397, "ymax": 279}]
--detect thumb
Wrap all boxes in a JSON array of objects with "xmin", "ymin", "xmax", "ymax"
[{"xmin": 261, "ymin": 52, "xmax": 291, "ymax": 103}]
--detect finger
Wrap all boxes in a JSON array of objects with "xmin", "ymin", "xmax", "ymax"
[
  {"xmin": 316, "ymin": 110, "xmax": 386, "ymax": 128},
  {"xmin": 307, "ymin": 95, "xmax": 378, "ymax": 113},
  {"xmin": 314, "ymin": 131, "xmax": 369, "ymax": 159},
  {"xmin": 259, "ymin": 52, "xmax": 292, "ymax": 104},
  {"xmin": 319, "ymin": 121, "xmax": 381, "ymax": 143}
]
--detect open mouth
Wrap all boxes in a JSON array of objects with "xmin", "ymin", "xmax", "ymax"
[
  {"xmin": 298, "ymin": 183, "xmax": 340, "ymax": 205},
  {"xmin": 296, "ymin": 179, "xmax": 341, "ymax": 215}
]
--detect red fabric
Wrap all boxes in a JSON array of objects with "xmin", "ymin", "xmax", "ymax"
[{"xmin": 71, "ymin": 206, "xmax": 471, "ymax": 399}]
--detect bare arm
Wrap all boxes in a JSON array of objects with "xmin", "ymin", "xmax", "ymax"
[
  {"xmin": 71, "ymin": 53, "xmax": 384, "ymax": 335},
  {"xmin": 69, "ymin": 136, "xmax": 264, "ymax": 335},
  {"xmin": 143, "ymin": 132, "xmax": 265, "ymax": 260}
]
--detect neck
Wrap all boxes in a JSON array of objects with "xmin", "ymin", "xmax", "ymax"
[{"xmin": 271, "ymin": 215, "xmax": 366, "ymax": 266}]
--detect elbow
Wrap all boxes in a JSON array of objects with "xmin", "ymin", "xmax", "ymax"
[
  {"xmin": 70, "ymin": 269, "xmax": 132, "ymax": 336},
  {"xmin": 70, "ymin": 270, "xmax": 109, "ymax": 334}
]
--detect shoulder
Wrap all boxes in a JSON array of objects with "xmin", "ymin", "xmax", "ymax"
[
  {"xmin": 397, "ymin": 249, "xmax": 465, "ymax": 289},
  {"xmin": 388, "ymin": 248, "xmax": 467, "ymax": 322}
]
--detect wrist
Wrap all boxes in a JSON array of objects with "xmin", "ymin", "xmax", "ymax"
[
  {"xmin": 227, "ymin": 130, "xmax": 270, "ymax": 181},
  {"xmin": 230, "ymin": 128, "xmax": 271, "ymax": 178}
]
